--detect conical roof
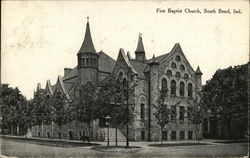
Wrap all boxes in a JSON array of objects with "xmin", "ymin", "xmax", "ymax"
[
  {"xmin": 78, "ymin": 18, "xmax": 96, "ymax": 54},
  {"xmin": 195, "ymin": 66, "xmax": 203, "ymax": 75},
  {"xmin": 135, "ymin": 33, "xmax": 145, "ymax": 52}
]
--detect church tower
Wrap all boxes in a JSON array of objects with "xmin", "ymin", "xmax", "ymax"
[
  {"xmin": 135, "ymin": 33, "xmax": 146, "ymax": 62},
  {"xmin": 77, "ymin": 18, "xmax": 98, "ymax": 85}
]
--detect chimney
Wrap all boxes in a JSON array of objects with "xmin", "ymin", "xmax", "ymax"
[{"xmin": 64, "ymin": 68, "xmax": 73, "ymax": 75}]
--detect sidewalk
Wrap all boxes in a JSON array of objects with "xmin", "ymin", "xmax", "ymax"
[{"xmin": 1, "ymin": 134, "xmax": 246, "ymax": 147}]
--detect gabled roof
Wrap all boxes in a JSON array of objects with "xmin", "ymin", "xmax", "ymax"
[
  {"xmin": 130, "ymin": 60, "xmax": 148, "ymax": 79},
  {"xmin": 78, "ymin": 20, "xmax": 96, "ymax": 54},
  {"xmin": 62, "ymin": 66, "xmax": 78, "ymax": 81},
  {"xmin": 55, "ymin": 75, "xmax": 70, "ymax": 99},
  {"xmin": 114, "ymin": 48, "xmax": 138, "ymax": 75},
  {"xmin": 36, "ymin": 83, "xmax": 42, "ymax": 91},
  {"xmin": 98, "ymin": 51, "xmax": 116, "ymax": 73},
  {"xmin": 127, "ymin": 51, "xmax": 132, "ymax": 60},
  {"xmin": 147, "ymin": 53, "xmax": 171, "ymax": 63},
  {"xmin": 45, "ymin": 80, "xmax": 53, "ymax": 95}
]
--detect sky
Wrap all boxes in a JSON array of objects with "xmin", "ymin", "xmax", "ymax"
[{"xmin": 1, "ymin": 0, "xmax": 249, "ymax": 99}]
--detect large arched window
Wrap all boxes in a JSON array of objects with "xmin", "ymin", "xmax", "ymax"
[
  {"xmin": 188, "ymin": 83, "xmax": 193, "ymax": 98},
  {"xmin": 180, "ymin": 82, "xmax": 185, "ymax": 97},
  {"xmin": 161, "ymin": 78, "xmax": 168, "ymax": 93},
  {"xmin": 171, "ymin": 80, "xmax": 176, "ymax": 96}
]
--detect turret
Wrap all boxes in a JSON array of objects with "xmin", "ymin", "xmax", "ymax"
[
  {"xmin": 195, "ymin": 66, "xmax": 203, "ymax": 92},
  {"xmin": 148, "ymin": 54, "xmax": 160, "ymax": 141},
  {"xmin": 77, "ymin": 17, "xmax": 98, "ymax": 85},
  {"xmin": 135, "ymin": 33, "xmax": 146, "ymax": 62}
]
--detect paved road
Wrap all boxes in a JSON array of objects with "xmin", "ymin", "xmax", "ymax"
[{"xmin": 0, "ymin": 138, "xmax": 248, "ymax": 157}]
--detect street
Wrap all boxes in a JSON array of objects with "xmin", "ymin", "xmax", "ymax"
[{"xmin": 0, "ymin": 138, "xmax": 248, "ymax": 157}]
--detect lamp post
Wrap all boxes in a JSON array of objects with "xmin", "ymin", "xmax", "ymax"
[{"xmin": 106, "ymin": 115, "xmax": 111, "ymax": 147}]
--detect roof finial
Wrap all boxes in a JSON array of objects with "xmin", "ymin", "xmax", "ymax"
[{"xmin": 87, "ymin": 16, "xmax": 89, "ymax": 22}]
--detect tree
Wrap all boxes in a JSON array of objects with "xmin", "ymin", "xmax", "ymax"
[
  {"xmin": 187, "ymin": 91, "xmax": 207, "ymax": 143},
  {"xmin": 153, "ymin": 90, "xmax": 176, "ymax": 145},
  {"xmin": 50, "ymin": 90, "xmax": 71, "ymax": 138},
  {"xmin": 74, "ymin": 81, "xmax": 98, "ymax": 141},
  {"xmin": 32, "ymin": 90, "xmax": 51, "ymax": 127},
  {"xmin": 202, "ymin": 63, "xmax": 248, "ymax": 139},
  {"xmin": 97, "ymin": 75, "xmax": 132, "ymax": 147},
  {"xmin": 0, "ymin": 84, "xmax": 27, "ymax": 135}
]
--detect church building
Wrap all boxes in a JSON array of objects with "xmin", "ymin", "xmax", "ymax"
[{"xmin": 32, "ymin": 18, "xmax": 203, "ymax": 141}]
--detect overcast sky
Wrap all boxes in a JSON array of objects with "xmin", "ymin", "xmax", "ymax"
[{"xmin": 2, "ymin": 0, "xmax": 249, "ymax": 99}]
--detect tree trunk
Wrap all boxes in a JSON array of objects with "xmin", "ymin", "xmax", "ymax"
[
  {"xmin": 115, "ymin": 127, "xmax": 118, "ymax": 147},
  {"xmin": 42, "ymin": 123, "xmax": 44, "ymax": 138},
  {"xmin": 227, "ymin": 121, "xmax": 231, "ymax": 140},
  {"xmin": 11, "ymin": 124, "xmax": 13, "ymax": 135},
  {"xmin": 196, "ymin": 124, "xmax": 200, "ymax": 144},
  {"xmin": 59, "ymin": 126, "xmax": 62, "ymax": 139},
  {"xmin": 17, "ymin": 125, "xmax": 19, "ymax": 135},
  {"xmin": 51, "ymin": 121, "xmax": 54, "ymax": 139},
  {"xmin": 88, "ymin": 122, "xmax": 91, "ymax": 143},
  {"xmin": 161, "ymin": 127, "xmax": 163, "ymax": 145}
]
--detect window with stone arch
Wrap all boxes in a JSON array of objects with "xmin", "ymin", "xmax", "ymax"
[
  {"xmin": 180, "ymin": 65, "xmax": 185, "ymax": 71},
  {"xmin": 184, "ymin": 74, "xmax": 189, "ymax": 80},
  {"xmin": 171, "ymin": 80, "xmax": 176, "ymax": 96},
  {"xmin": 188, "ymin": 83, "xmax": 193, "ymax": 98},
  {"xmin": 140, "ymin": 97, "xmax": 146, "ymax": 121},
  {"xmin": 175, "ymin": 72, "xmax": 181, "ymax": 78},
  {"xmin": 175, "ymin": 55, "xmax": 181, "ymax": 62},
  {"xmin": 122, "ymin": 78, "xmax": 127, "ymax": 88},
  {"xmin": 161, "ymin": 78, "xmax": 168, "ymax": 94},
  {"xmin": 171, "ymin": 62, "xmax": 177, "ymax": 68},
  {"xmin": 118, "ymin": 71, "xmax": 123, "ymax": 80},
  {"xmin": 180, "ymin": 82, "xmax": 185, "ymax": 97},
  {"xmin": 167, "ymin": 70, "xmax": 172, "ymax": 76}
]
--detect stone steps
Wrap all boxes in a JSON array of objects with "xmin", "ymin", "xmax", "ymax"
[{"xmin": 102, "ymin": 128, "xmax": 126, "ymax": 142}]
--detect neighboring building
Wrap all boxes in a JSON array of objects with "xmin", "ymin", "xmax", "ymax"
[{"xmin": 32, "ymin": 19, "xmax": 203, "ymax": 141}]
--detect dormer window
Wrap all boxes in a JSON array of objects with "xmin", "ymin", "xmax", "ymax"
[
  {"xmin": 175, "ymin": 55, "xmax": 181, "ymax": 61},
  {"xmin": 171, "ymin": 62, "xmax": 177, "ymax": 68}
]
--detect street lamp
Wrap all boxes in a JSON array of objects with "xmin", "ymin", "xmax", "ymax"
[{"xmin": 105, "ymin": 115, "xmax": 111, "ymax": 147}]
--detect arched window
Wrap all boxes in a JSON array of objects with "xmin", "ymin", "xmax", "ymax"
[
  {"xmin": 82, "ymin": 58, "xmax": 86, "ymax": 66},
  {"xmin": 161, "ymin": 78, "xmax": 168, "ymax": 93},
  {"xmin": 118, "ymin": 72, "xmax": 123, "ymax": 80},
  {"xmin": 86, "ymin": 58, "xmax": 89, "ymax": 66},
  {"xmin": 175, "ymin": 55, "xmax": 181, "ymax": 61},
  {"xmin": 180, "ymin": 65, "xmax": 185, "ymax": 71},
  {"xmin": 171, "ymin": 62, "xmax": 177, "ymax": 68},
  {"xmin": 175, "ymin": 72, "xmax": 181, "ymax": 78},
  {"xmin": 90, "ymin": 58, "xmax": 93, "ymax": 66},
  {"xmin": 122, "ymin": 78, "xmax": 127, "ymax": 87},
  {"xmin": 167, "ymin": 70, "xmax": 172, "ymax": 76},
  {"xmin": 180, "ymin": 82, "xmax": 185, "ymax": 96},
  {"xmin": 188, "ymin": 83, "xmax": 193, "ymax": 98},
  {"xmin": 140, "ymin": 97, "xmax": 146, "ymax": 121},
  {"xmin": 171, "ymin": 80, "xmax": 176, "ymax": 96},
  {"xmin": 184, "ymin": 74, "xmax": 189, "ymax": 80}
]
